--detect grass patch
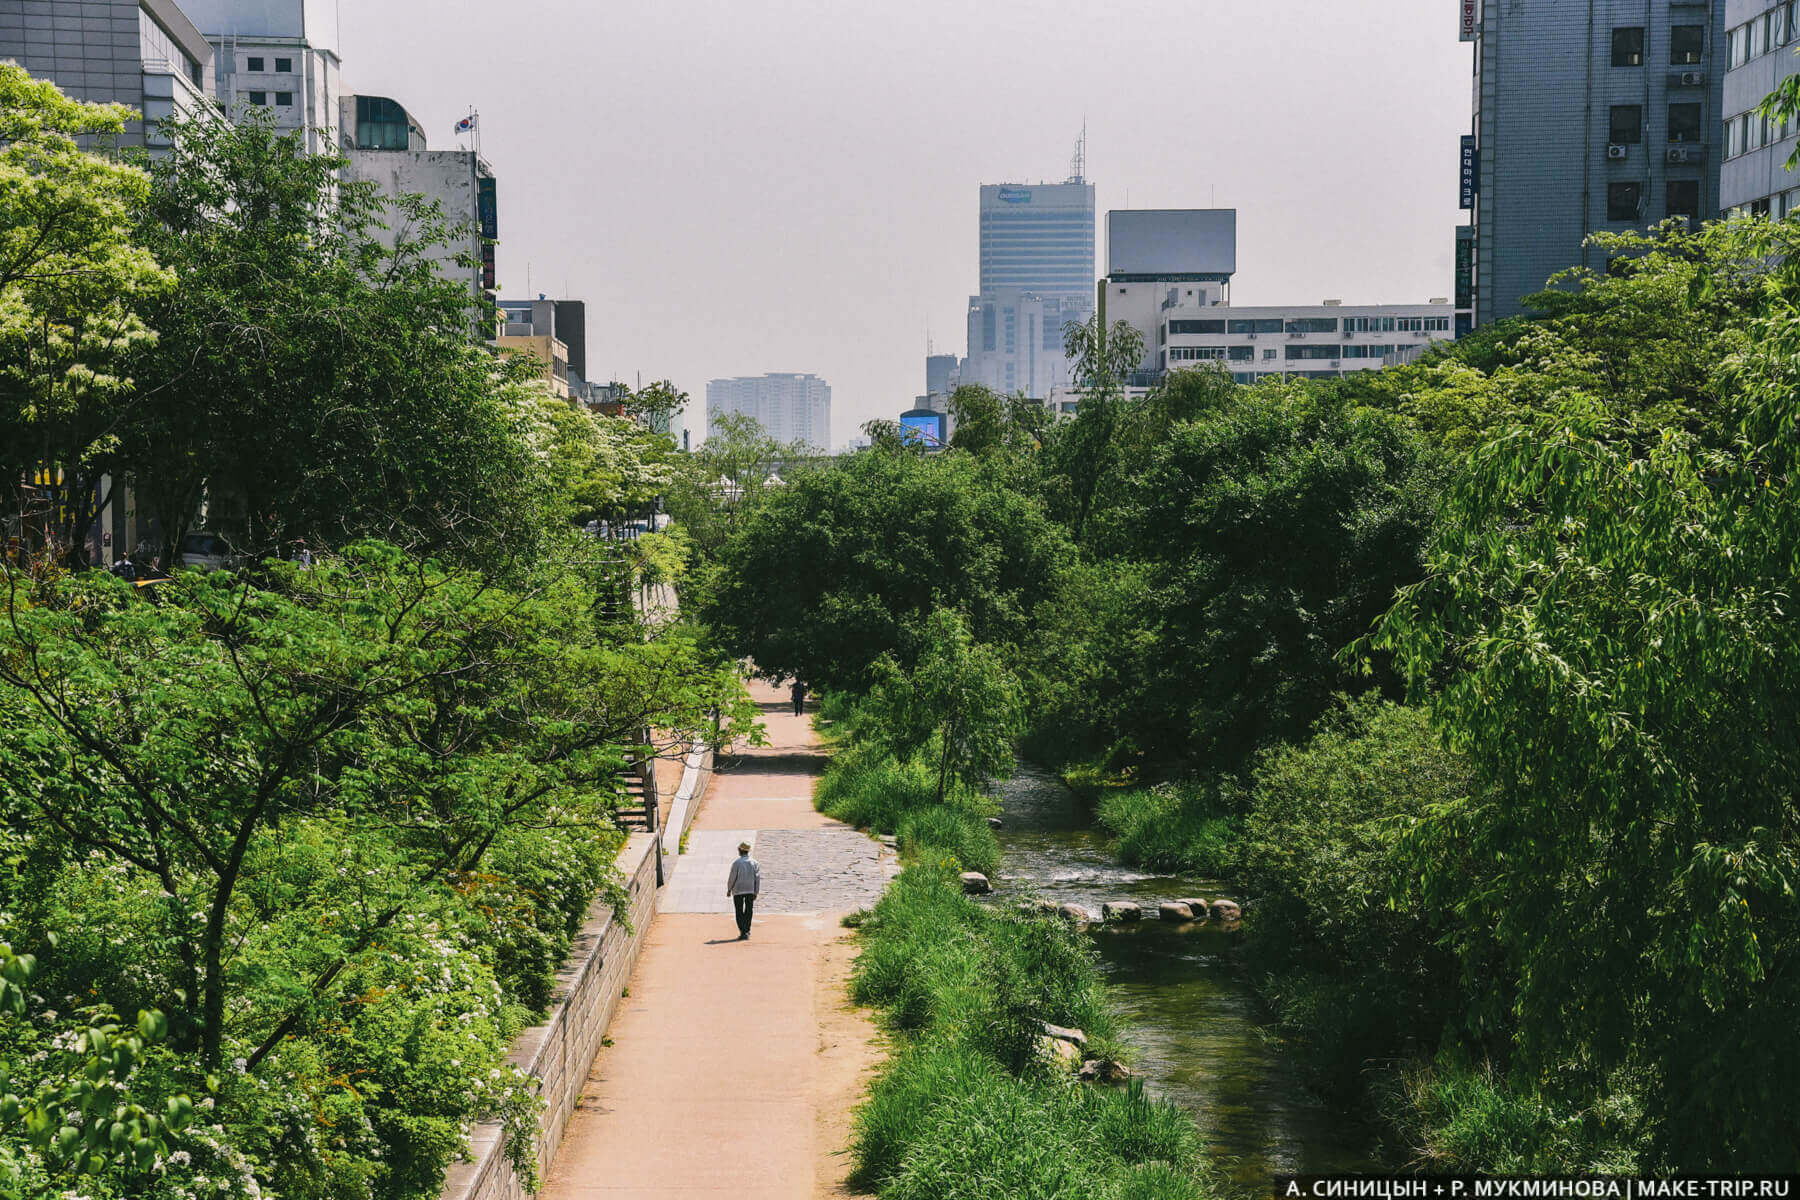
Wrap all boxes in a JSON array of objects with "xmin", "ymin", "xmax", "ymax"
[
  {"xmin": 1095, "ymin": 782, "xmax": 1239, "ymax": 874},
  {"xmin": 814, "ymin": 737, "xmax": 999, "ymax": 877},
  {"xmin": 845, "ymin": 866, "xmax": 1217, "ymax": 1200}
]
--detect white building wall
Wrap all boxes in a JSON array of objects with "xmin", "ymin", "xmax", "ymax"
[{"xmin": 342, "ymin": 148, "xmax": 489, "ymax": 305}]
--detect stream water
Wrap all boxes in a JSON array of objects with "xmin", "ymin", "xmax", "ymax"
[{"xmin": 989, "ymin": 765, "xmax": 1381, "ymax": 1188}]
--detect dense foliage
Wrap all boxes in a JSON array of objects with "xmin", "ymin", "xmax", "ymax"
[
  {"xmin": 0, "ymin": 75, "xmax": 753, "ymax": 1199},
  {"xmin": 699, "ymin": 218, "xmax": 1800, "ymax": 1173}
]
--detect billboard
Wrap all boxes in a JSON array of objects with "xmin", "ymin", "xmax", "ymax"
[
  {"xmin": 1460, "ymin": 0, "xmax": 1479, "ymax": 41},
  {"xmin": 899, "ymin": 411, "xmax": 946, "ymax": 448},
  {"xmin": 1459, "ymin": 137, "xmax": 1479, "ymax": 210},
  {"xmin": 1107, "ymin": 210, "xmax": 1236, "ymax": 278}
]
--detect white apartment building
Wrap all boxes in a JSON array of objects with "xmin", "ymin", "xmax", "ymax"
[
  {"xmin": 707, "ymin": 374, "xmax": 832, "ymax": 452},
  {"xmin": 179, "ymin": 0, "xmax": 341, "ymax": 154}
]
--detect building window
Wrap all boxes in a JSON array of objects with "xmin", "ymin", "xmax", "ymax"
[
  {"xmin": 1668, "ymin": 103, "xmax": 1703, "ymax": 143},
  {"xmin": 275, "ymin": 56, "xmax": 293, "ymax": 72},
  {"xmin": 1170, "ymin": 347, "xmax": 1227, "ymax": 361},
  {"xmin": 1285, "ymin": 317, "xmax": 1339, "ymax": 333},
  {"xmin": 1752, "ymin": 196, "xmax": 1773, "ymax": 217},
  {"xmin": 1670, "ymin": 24, "xmax": 1705, "ymax": 63},
  {"xmin": 1169, "ymin": 319, "xmax": 1226, "ymax": 334},
  {"xmin": 276, "ymin": 91, "xmax": 293, "ymax": 106},
  {"xmin": 1285, "ymin": 344, "xmax": 1342, "ymax": 360},
  {"xmin": 1228, "ymin": 318, "xmax": 1285, "ymax": 334},
  {"xmin": 1752, "ymin": 14, "xmax": 1769, "ymax": 57},
  {"xmin": 1426, "ymin": 316, "xmax": 1451, "ymax": 331},
  {"xmin": 1228, "ymin": 345, "xmax": 1253, "ymax": 361},
  {"xmin": 1609, "ymin": 104, "xmax": 1643, "ymax": 144},
  {"xmin": 1730, "ymin": 25, "xmax": 1749, "ymax": 65},
  {"xmin": 1667, "ymin": 179, "xmax": 1701, "ymax": 221},
  {"xmin": 1729, "ymin": 113, "xmax": 1746, "ymax": 157},
  {"xmin": 1346, "ymin": 315, "xmax": 1396, "ymax": 332},
  {"xmin": 248, "ymin": 90, "xmax": 267, "ymax": 105},
  {"xmin": 247, "ymin": 55, "xmax": 265, "ymax": 71},
  {"xmin": 1612, "ymin": 26, "xmax": 1645, "ymax": 65},
  {"xmin": 355, "ymin": 95, "xmax": 415, "ymax": 150},
  {"xmin": 1263, "ymin": 349, "xmax": 1277, "ymax": 360},
  {"xmin": 1607, "ymin": 181, "xmax": 1644, "ymax": 221}
]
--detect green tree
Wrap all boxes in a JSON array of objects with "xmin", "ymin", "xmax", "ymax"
[
  {"xmin": 0, "ymin": 66, "xmax": 171, "ymax": 565},
  {"xmin": 621, "ymin": 378, "xmax": 688, "ymax": 434},
  {"xmin": 1044, "ymin": 312, "xmax": 1144, "ymax": 540},
  {"xmin": 663, "ymin": 412, "xmax": 811, "ymax": 566},
  {"xmin": 0, "ymin": 544, "xmax": 748, "ymax": 1076},
  {"xmin": 119, "ymin": 112, "xmax": 540, "ymax": 567},
  {"xmin": 1368, "ymin": 239, "xmax": 1800, "ymax": 1164},
  {"xmin": 865, "ymin": 609, "xmax": 1024, "ymax": 802},
  {"xmin": 704, "ymin": 446, "xmax": 1072, "ymax": 693},
  {"xmin": 1099, "ymin": 384, "xmax": 1443, "ymax": 773}
]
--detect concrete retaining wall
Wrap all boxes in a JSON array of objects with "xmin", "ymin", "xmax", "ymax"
[
  {"xmin": 659, "ymin": 740, "xmax": 715, "ymax": 879},
  {"xmin": 439, "ymin": 831, "xmax": 661, "ymax": 1200}
]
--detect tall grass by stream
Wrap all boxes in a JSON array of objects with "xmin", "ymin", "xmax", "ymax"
[{"xmin": 815, "ymin": 694, "xmax": 1221, "ymax": 1200}]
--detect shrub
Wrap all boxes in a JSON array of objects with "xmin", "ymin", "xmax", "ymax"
[{"xmin": 1096, "ymin": 782, "xmax": 1238, "ymax": 874}]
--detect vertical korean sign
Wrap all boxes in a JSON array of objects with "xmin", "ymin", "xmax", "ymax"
[
  {"xmin": 1460, "ymin": 0, "xmax": 1478, "ymax": 41},
  {"xmin": 1454, "ymin": 225, "xmax": 1474, "ymax": 310},
  {"xmin": 478, "ymin": 175, "xmax": 498, "ymax": 292},
  {"xmin": 1459, "ymin": 136, "xmax": 1479, "ymax": 210}
]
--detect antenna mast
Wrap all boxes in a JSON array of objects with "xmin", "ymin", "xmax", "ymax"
[{"xmin": 1067, "ymin": 120, "xmax": 1086, "ymax": 184}]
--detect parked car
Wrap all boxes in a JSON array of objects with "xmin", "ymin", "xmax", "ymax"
[{"xmin": 178, "ymin": 532, "xmax": 245, "ymax": 572}]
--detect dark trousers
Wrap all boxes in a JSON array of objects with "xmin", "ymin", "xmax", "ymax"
[{"xmin": 733, "ymin": 893, "xmax": 756, "ymax": 936}]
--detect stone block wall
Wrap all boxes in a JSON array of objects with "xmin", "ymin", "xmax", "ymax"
[{"xmin": 439, "ymin": 830, "xmax": 661, "ymax": 1200}]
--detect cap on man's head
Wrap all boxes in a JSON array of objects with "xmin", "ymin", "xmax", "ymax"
[{"xmin": 738, "ymin": 841, "xmax": 752, "ymax": 853}]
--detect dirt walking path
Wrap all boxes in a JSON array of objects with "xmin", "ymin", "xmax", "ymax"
[{"xmin": 537, "ymin": 680, "xmax": 889, "ymax": 1199}]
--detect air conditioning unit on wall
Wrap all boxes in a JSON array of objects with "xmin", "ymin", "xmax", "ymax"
[{"xmin": 1607, "ymin": 143, "xmax": 1629, "ymax": 159}]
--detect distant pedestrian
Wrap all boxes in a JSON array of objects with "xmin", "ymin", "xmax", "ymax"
[
  {"xmin": 726, "ymin": 841, "xmax": 761, "ymax": 940},
  {"xmin": 790, "ymin": 679, "xmax": 807, "ymax": 716}
]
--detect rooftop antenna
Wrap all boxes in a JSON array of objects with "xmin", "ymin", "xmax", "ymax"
[{"xmin": 1067, "ymin": 119, "xmax": 1086, "ymax": 184}]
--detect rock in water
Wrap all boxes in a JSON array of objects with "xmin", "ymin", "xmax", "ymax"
[
  {"xmin": 1101, "ymin": 901, "xmax": 1143, "ymax": 922},
  {"xmin": 1209, "ymin": 898, "xmax": 1242, "ymax": 922},
  {"xmin": 960, "ymin": 871, "xmax": 992, "ymax": 895},
  {"xmin": 1176, "ymin": 897, "xmax": 1210, "ymax": 914},
  {"xmin": 1158, "ymin": 901, "xmax": 1196, "ymax": 922},
  {"xmin": 1058, "ymin": 902, "xmax": 1093, "ymax": 924},
  {"xmin": 987, "ymin": 816, "xmax": 1004, "ymax": 829}
]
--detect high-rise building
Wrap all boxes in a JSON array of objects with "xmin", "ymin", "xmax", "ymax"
[
  {"xmin": 177, "ymin": 0, "xmax": 341, "ymax": 154},
  {"xmin": 1466, "ymin": 0, "xmax": 1725, "ymax": 326},
  {"xmin": 707, "ymin": 374, "xmax": 832, "ymax": 451},
  {"xmin": 959, "ymin": 176, "xmax": 1096, "ymax": 399},
  {"xmin": 1720, "ymin": 1, "xmax": 1800, "ymax": 215},
  {"xmin": 1, "ymin": 0, "xmax": 216, "ymax": 152}
]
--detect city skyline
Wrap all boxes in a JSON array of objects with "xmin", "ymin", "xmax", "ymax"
[{"xmin": 336, "ymin": 0, "xmax": 1472, "ymax": 448}]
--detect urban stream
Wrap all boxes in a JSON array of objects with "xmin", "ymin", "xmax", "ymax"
[{"xmin": 989, "ymin": 765, "xmax": 1383, "ymax": 1188}]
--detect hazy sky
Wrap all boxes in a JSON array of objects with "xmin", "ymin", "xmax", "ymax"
[{"xmin": 339, "ymin": 1, "xmax": 1472, "ymax": 448}]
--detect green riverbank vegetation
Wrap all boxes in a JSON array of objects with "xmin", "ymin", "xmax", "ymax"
[
  {"xmin": 814, "ymin": 672, "xmax": 1220, "ymax": 1200},
  {"xmin": 697, "ymin": 218, "xmax": 1800, "ymax": 1173},
  {"xmin": 0, "ymin": 78, "xmax": 757, "ymax": 1198}
]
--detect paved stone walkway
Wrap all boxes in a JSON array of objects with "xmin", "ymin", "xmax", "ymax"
[{"xmin": 538, "ymin": 681, "xmax": 888, "ymax": 1200}]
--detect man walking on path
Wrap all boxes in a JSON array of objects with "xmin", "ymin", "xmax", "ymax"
[
  {"xmin": 727, "ymin": 840, "xmax": 761, "ymax": 939},
  {"xmin": 790, "ymin": 679, "xmax": 808, "ymax": 716}
]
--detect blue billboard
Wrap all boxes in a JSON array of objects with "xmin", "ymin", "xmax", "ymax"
[{"xmin": 899, "ymin": 410, "xmax": 946, "ymax": 448}]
